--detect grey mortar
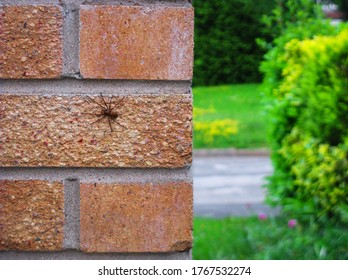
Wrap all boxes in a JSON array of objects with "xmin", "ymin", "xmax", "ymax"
[
  {"xmin": 0, "ymin": 167, "xmax": 192, "ymax": 184},
  {"xmin": 0, "ymin": 80, "xmax": 192, "ymax": 95},
  {"xmin": 62, "ymin": 2, "xmax": 81, "ymax": 78},
  {"xmin": 0, "ymin": 250, "xmax": 192, "ymax": 260},
  {"xmin": 63, "ymin": 178, "xmax": 80, "ymax": 250}
]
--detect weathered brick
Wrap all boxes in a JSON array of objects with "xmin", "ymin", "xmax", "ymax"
[
  {"xmin": 80, "ymin": 5, "xmax": 194, "ymax": 80},
  {"xmin": 0, "ymin": 180, "xmax": 64, "ymax": 251},
  {"xmin": 0, "ymin": 94, "xmax": 192, "ymax": 167},
  {"xmin": 80, "ymin": 182, "xmax": 192, "ymax": 253},
  {"xmin": 0, "ymin": 5, "xmax": 63, "ymax": 79}
]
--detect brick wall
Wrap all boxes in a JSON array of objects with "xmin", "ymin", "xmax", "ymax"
[{"xmin": 0, "ymin": 0, "xmax": 194, "ymax": 260}]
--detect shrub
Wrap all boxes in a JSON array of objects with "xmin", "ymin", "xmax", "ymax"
[
  {"xmin": 333, "ymin": 0, "xmax": 348, "ymax": 20},
  {"xmin": 259, "ymin": 0, "xmax": 324, "ymax": 41},
  {"xmin": 193, "ymin": 0, "xmax": 276, "ymax": 86},
  {"xmin": 259, "ymin": 1, "xmax": 336, "ymax": 103},
  {"xmin": 264, "ymin": 27, "xmax": 348, "ymax": 224}
]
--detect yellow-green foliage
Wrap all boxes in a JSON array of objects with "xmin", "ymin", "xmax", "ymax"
[
  {"xmin": 280, "ymin": 129, "xmax": 348, "ymax": 222},
  {"xmin": 193, "ymin": 107, "xmax": 239, "ymax": 146},
  {"xmin": 194, "ymin": 118, "xmax": 238, "ymax": 146},
  {"xmin": 265, "ymin": 26, "xmax": 348, "ymax": 224}
]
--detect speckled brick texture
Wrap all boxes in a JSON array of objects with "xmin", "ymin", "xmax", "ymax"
[
  {"xmin": 0, "ymin": 5, "xmax": 63, "ymax": 79},
  {"xmin": 80, "ymin": 5, "xmax": 194, "ymax": 80},
  {"xmin": 0, "ymin": 1, "xmax": 194, "ymax": 259},
  {"xmin": 80, "ymin": 182, "xmax": 192, "ymax": 253},
  {"xmin": 0, "ymin": 180, "xmax": 64, "ymax": 251},
  {"xmin": 0, "ymin": 94, "xmax": 192, "ymax": 167}
]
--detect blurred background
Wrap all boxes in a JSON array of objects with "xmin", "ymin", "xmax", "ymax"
[{"xmin": 192, "ymin": 0, "xmax": 348, "ymax": 259}]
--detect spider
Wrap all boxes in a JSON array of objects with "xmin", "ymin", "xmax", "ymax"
[{"xmin": 85, "ymin": 94, "xmax": 126, "ymax": 132}]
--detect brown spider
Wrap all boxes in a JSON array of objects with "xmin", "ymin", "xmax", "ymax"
[{"xmin": 85, "ymin": 94, "xmax": 126, "ymax": 132}]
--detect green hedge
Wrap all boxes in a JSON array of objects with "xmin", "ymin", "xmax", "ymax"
[
  {"xmin": 334, "ymin": 0, "xmax": 348, "ymax": 20},
  {"xmin": 193, "ymin": 0, "xmax": 275, "ymax": 86},
  {"xmin": 264, "ymin": 27, "xmax": 348, "ymax": 224}
]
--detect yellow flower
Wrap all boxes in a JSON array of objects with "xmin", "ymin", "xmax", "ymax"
[{"xmin": 194, "ymin": 119, "xmax": 238, "ymax": 144}]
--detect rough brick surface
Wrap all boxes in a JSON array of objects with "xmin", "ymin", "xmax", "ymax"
[
  {"xmin": 0, "ymin": 5, "xmax": 63, "ymax": 79},
  {"xmin": 0, "ymin": 94, "xmax": 192, "ymax": 167},
  {"xmin": 80, "ymin": 182, "xmax": 192, "ymax": 253},
  {"xmin": 80, "ymin": 5, "xmax": 194, "ymax": 80},
  {"xmin": 0, "ymin": 180, "xmax": 64, "ymax": 251}
]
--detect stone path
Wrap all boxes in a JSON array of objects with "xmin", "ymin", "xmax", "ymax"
[{"xmin": 193, "ymin": 155, "xmax": 279, "ymax": 218}]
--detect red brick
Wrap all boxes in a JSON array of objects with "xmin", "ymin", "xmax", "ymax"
[
  {"xmin": 80, "ymin": 182, "xmax": 193, "ymax": 253},
  {"xmin": 0, "ymin": 180, "xmax": 64, "ymax": 251},
  {"xmin": 80, "ymin": 5, "xmax": 194, "ymax": 80},
  {"xmin": 0, "ymin": 94, "xmax": 192, "ymax": 168},
  {"xmin": 0, "ymin": 5, "xmax": 63, "ymax": 79}
]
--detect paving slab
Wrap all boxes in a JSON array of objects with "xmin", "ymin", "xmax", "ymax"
[{"xmin": 193, "ymin": 155, "xmax": 280, "ymax": 218}]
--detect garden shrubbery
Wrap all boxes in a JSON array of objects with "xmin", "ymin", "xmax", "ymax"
[
  {"xmin": 262, "ymin": 4, "xmax": 348, "ymax": 224},
  {"xmin": 193, "ymin": 0, "xmax": 276, "ymax": 86}
]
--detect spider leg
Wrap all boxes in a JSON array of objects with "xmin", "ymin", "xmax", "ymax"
[
  {"xmin": 110, "ymin": 96, "xmax": 125, "ymax": 111},
  {"xmin": 108, "ymin": 116, "xmax": 113, "ymax": 132},
  {"xmin": 112, "ymin": 119, "xmax": 127, "ymax": 130},
  {"xmin": 100, "ymin": 93, "xmax": 109, "ymax": 109},
  {"xmin": 109, "ymin": 95, "xmax": 113, "ymax": 110},
  {"xmin": 86, "ymin": 96, "xmax": 106, "ymax": 109},
  {"xmin": 90, "ymin": 115, "xmax": 106, "ymax": 125}
]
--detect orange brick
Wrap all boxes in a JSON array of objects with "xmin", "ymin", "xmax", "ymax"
[
  {"xmin": 80, "ymin": 5, "xmax": 194, "ymax": 80},
  {"xmin": 0, "ymin": 94, "xmax": 192, "ymax": 167},
  {"xmin": 0, "ymin": 180, "xmax": 64, "ymax": 251},
  {"xmin": 0, "ymin": 5, "xmax": 63, "ymax": 79},
  {"xmin": 80, "ymin": 182, "xmax": 193, "ymax": 253}
]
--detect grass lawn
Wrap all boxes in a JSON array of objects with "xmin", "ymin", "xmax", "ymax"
[
  {"xmin": 193, "ymin": 216, "xmax": 348, "ymax": 260},
  {"xmin": 193, "ymin": 84, "xmax": 268, "ymax": 149}
]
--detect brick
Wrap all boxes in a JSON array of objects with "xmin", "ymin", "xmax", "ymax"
[
  {"xmin": 0, "ymin": 94, "xmax": 192, "ymax": 167},
  {"xmin": 80, "ymin": 5, "xmax": 194, "ymax": 80},
  {"xmin": 80, "ymin": 182, "xmax": 192, "ymax": 253},
  {"xmin": 0, "ymin": 180, "xmax": 64, "ymax": 251},
  {"xmin": 0, "ymin": 5, "xmax": 63, "ymax": 79}
]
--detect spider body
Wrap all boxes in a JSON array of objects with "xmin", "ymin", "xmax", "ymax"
[
  {"xmin": 85, "ymin": 94, "xmax": 126, "ymax": 132},
  {"xmin": 104, "ymin": 111, "xmax": 119, "ymax": 120}
]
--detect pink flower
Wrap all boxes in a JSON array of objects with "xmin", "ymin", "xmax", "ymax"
[
  {"xmin": 258, "ymin": 213, "xmax": 267, "ymax": 220},
  {"xmin": 288, "ymin": 219, "xmax": 297, "ymax": 228}
]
